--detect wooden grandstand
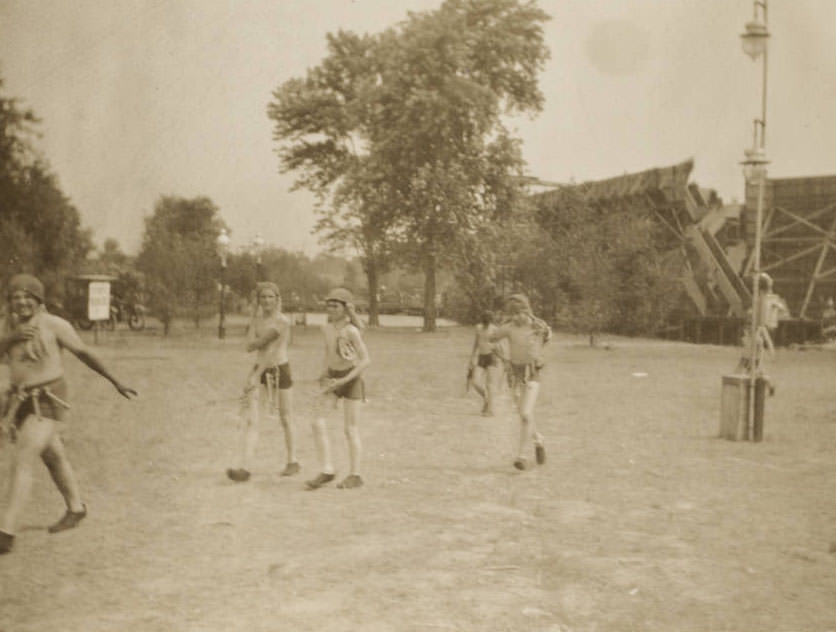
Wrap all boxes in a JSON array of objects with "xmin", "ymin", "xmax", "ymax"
[
  {"xmin": 742, "ymin": 174, "xmax": 836, "ymax": 319},
  {"xmin": 531, "ymin": 161, "xmax": 836, "ymax": 344}
]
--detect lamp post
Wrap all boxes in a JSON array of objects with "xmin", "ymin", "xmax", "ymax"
[
  {"xmin": 741, "ymin": 0, "xmax": 770, "ymax": 440},
  {"xmin": 252, "ymin": 233, "xmax": 265, "ymax": 282},
  {"xmin": 217, "ymin": 228, "xmax": 230, "ymax": 339}
]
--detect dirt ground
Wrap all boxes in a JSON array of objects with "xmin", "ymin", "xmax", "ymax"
[{"xmin": 1, "ymin": 321, "xmax": 834, "ymax": 632}]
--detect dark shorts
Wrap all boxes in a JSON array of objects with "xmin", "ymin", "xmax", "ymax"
[
  {"xmin": 7, "ymin": 377, "xmax": 70, "ymax": 428},
  {"xmin": 509, "ymin": 362, "xmax": 543, "ymax": 387},
  {"xmin": 259, "ymin": 363, "xmax": 293, "ymax": 390},
  {"xmin": 328, "ymin": 367, "xmax": 365, "ymax": 401},
  {"xmin": 477, "ymin": 352, "xmax": 498, "ymax": 369}
]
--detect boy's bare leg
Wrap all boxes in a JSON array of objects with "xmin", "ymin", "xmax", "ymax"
[
  {"xmin": 515, "ymin": 382, "xmax": 541, "ymax": 467},
  {"xmin": 483, "ymin": 365, "xmax": 500, "ymax": 416},
  {"xmin": 311, "ymin": 400, "xmax": 335, "ymax": 475},
  {"xmin": 343, "ymin": 399, "xmax": 361, "ymax": 476},
  {"xmin": 0, "ymin": 416, "xmax": 54, "ymax": 534},
  {"xmin": 306, "ymin": 394, "xmax": 338, "ymax": 489},
  {"xmin": 243, "ymin": 387, "xmax": 264, "ymax": 471},
  {"xmin": 277, "ymin": 389, "xmax": 299, "ymax": 474},
  {"xmin": 306, "ymin": 417, "xmax": 336, "ymax": 489},
  {"xmin": 41, "ymin": 433, "xmax": 84, "ymax": 513},
  {"xmin": 471, "ymin": 367, "xmax": 486, "ymax": 400}
]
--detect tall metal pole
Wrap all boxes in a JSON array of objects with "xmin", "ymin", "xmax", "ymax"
[
  {"xmin": 217, "ymin": 228, "xmax": 230, "ymax": 340},
  {"xmin": 744, "ymin": 0, "xmax": 769, "ymax": 440},
  {"xmin": 218, "ymin": 260, "xmax": 227, "ymax": 339}
]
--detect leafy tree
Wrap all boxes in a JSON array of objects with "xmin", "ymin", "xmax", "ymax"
[
  {"xmin": 0, "ymin": 77, "xmax": 93, "ymax": 291},
  {"xmin": 269, "ymin": 1, "xmax": 549, "ymax": 330},
  {"xmin": 97, "ymin": 238, "xmax": 130, "ymax": 272},
  {"xmin": 136, "ymin": 196, "xmax": 226, "ymax": 332},
  {"xmin": 370, "ymin": 0, "xmax": 550, "ymax": 330},
  {"xmin": 269, "ymin": 31, "xmax": 397, "ymax": 326},
  {"xmin": 526, "ymin": 186, "xmax": 679, "ymax": 342}
]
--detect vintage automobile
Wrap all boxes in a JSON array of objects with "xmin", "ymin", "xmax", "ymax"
[{"xmin": 62, "ymin": 274, "xmax": 146, "ymax": 331}]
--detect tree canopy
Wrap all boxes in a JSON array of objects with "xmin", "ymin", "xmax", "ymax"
[
  {"xmin": 0, "ymin": 76, "xmax": 93, "ymax": 293},
  {"xmin": 136, "ymin": 195, "xmax": 226, "ymax": 332},
  {"xmin": 269, "ymin": 0, "xmax": 550, "ymax": 330}
]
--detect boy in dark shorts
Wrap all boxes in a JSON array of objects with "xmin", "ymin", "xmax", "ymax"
[
  {"xmin": 489, "ymin": 294, "xmax": 551, "ymax": 471},
  {"xmin": 468, "ymin": 311, "xmax": 501, "ymax": 416},
  {"xmin": 0, "ymin": 274, "xmax": 136, "ymax": 554},
  {"xmin": 227, "ymin": 282, "xmax": 299, "ymax": 482},
  {"xmin": 305, "ymin": 288, "xmax": 370, "ymax": 490}
]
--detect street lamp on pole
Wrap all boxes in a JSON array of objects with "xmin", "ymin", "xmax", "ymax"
[
  {"xmin": 740, "ymin": 0, "xmax": 770, "ymax": 440},
  {"xmin": 252, "ymin": 233, "xmax": 265, "ymax": 282},
  {"xmin": 217, "ymin": 228, "xmax": 231, "ymax": 339}
]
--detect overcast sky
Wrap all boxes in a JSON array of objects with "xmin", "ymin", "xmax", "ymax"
[{"xmin": 1, "ymin": 0, "xmax": 834, "ymax": 256}]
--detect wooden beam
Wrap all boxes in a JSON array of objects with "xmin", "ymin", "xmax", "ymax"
[
  {"xmin": 766, "ymin": 204, "xmax": 836, "ymax": 239},
  {"xmin": 759, "ymin": 237, "xmax": 829, "ymax": 243},
  {"xmin": 800, "ymin": 213, "xmax": 836, "ymax": 317},
  {"xmin": 653, "ymin": 209, "xmax": 684, "ymax": 242},
  {"xmin": 761, "ymin": 243, "xmax": 823, "ymax": 272}
]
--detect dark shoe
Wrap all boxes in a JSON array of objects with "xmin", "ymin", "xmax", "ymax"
[
  {"xmin": 226, "ymin": 468, "xmax": 251, "ymax": 482},
  {"xmin": 0, "ymin": 530, "xmax": 13, "ymax": 554},
  {"xmin": 513, "ymin": 458, "xmax": 531, "ymax": 471},
  {"xmin": 336, "ymin": 474, "xmax": 364, "ymax": 489},
  {"xmin": 280, "ymin": 462, "xmax": 300, "ymax": 477},
  {"xmin": 535, "ymin": 443, "xmax": 546, "ymax": 465},
  {"xmin": 305, "ymin": 472, "xmax": 335, "ymax": 490},
  {"xmin": 48, "ymin": 505, "xmax": 87, "ymax": 534}
]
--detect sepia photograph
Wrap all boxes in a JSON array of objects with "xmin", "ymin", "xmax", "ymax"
[{"xmin": 0, "ymin": 1, "xmax": 834, "ymax": 630}]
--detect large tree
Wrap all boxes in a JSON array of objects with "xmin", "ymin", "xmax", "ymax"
[
  {"xmin": 268, "ymin": 30, "xmax": 397, "ymax": 326},
  {"xmin": 0, "ymin": 77, "xmax": 93, "ymax": 289},
  {"xmin": 136, "ymin": 196, "xmax": 226, "ymax": 332},
  {"xmin": 370, "ymin": 0, "xmax": 550, "ymax": 330},
  {"xmin": 269, "ymin": 0, "xmax": 550, "ymax": 330},
  {"xmin": 526, "ymin": 186, "xmax": 680, "ymax": 342}
]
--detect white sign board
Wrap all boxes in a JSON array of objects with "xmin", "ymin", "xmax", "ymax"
[{"xmin": 87, "ymin": 281, "xmax": 111, "ymax": 321}]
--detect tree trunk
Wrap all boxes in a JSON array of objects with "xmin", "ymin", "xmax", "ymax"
[
  {"xmin": 365, "ymin": 260, "xmax": 380, "ymax": 327},
  {"xmin": 423, "ymin": 252, "xmax": 437, "ymax": 332}
]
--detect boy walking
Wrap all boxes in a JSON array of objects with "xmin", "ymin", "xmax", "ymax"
[
  {"xmin": 0, "ymin": 274, "xmax": 136, "ymax": 554},
  {"xmin": 489, "ymin": 294, "xmax": 551, "ymax": 471},
  {"xmin": 468, "ymin": 311, "xmax": 501, "ymax": 416},
  {"xmin": 305, "ymin": 288, "xmax": 370, "ymax": 490},
  {"xmin": 227, "ymin": 282, "xmax": 299, "ymax": 482}
]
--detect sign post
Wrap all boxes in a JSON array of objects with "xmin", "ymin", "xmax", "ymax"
[{"xmin": 88, "ymin": 281, "xmax": 111, "ymax": 344}]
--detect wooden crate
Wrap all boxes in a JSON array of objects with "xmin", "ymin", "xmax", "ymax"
[{"xmin": 720, "ymin": 374, "xmax": 750, "ymax": 440}]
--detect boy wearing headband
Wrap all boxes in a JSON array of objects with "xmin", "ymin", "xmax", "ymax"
[
  {"xmin": 0, "ymin": 274, "xmax": 136, "ymax": 554},
  {"xmin": 227, "ymin": 281, "xmax": 299, "ymax": 482},
  {"xmin": 305, "ymin": 288, "xmax": 370, "ymax": 490},
  {"xmin": 468, "ymin": 311, "xmax": 501, "ymax": 416},
  {"xmin": 489, "ymin": 293, "xmax": 551, "ymax": 471}
]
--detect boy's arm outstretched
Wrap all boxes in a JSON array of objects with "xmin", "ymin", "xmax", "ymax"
[{"xmin": 54, "ymin": 318, "xmax": 136, "ymax": 399}]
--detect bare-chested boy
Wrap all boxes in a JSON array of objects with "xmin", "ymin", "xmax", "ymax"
[
  {"xmin": 305, "ymin": 288, "xmax": 370, "ymax": 491},
  {"xmin": 227, "ymin": 282, "xmax": 299, "ymax": 482},
  {"xmin": 0, "ymin": 274, "xmax": 136, "ymax": 554},
  {"xmin": 489, "ymin": 293, "xmax": 551, "ymax": 471},
  {"xmin": 468, "ymin": 311, "xmax": 501, "ymax": 416}
]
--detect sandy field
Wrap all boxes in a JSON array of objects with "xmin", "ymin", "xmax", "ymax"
[{"xmin": 1, "ymin": 320, "xmax": 834, "ymax": 632}]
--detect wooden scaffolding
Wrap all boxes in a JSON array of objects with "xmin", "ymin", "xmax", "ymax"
[{"xmin": 743, "ymin": 174, "xmax": 836, "ymax": 318}]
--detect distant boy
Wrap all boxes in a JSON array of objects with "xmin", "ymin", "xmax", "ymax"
[
  {"xmin": 227, "ymin": 281, "xmax": 299, "ymax": 482},
  {"xmin": 305, "ymin": 288, "xmax": 370, "ymax": 490},
  {"xmin": 468, "ymin": 311, "xmax": 501, "ymax": 416},
  {"xmin": 489, "ymin": 294, "xmax": 551, "ymax": 471}
]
